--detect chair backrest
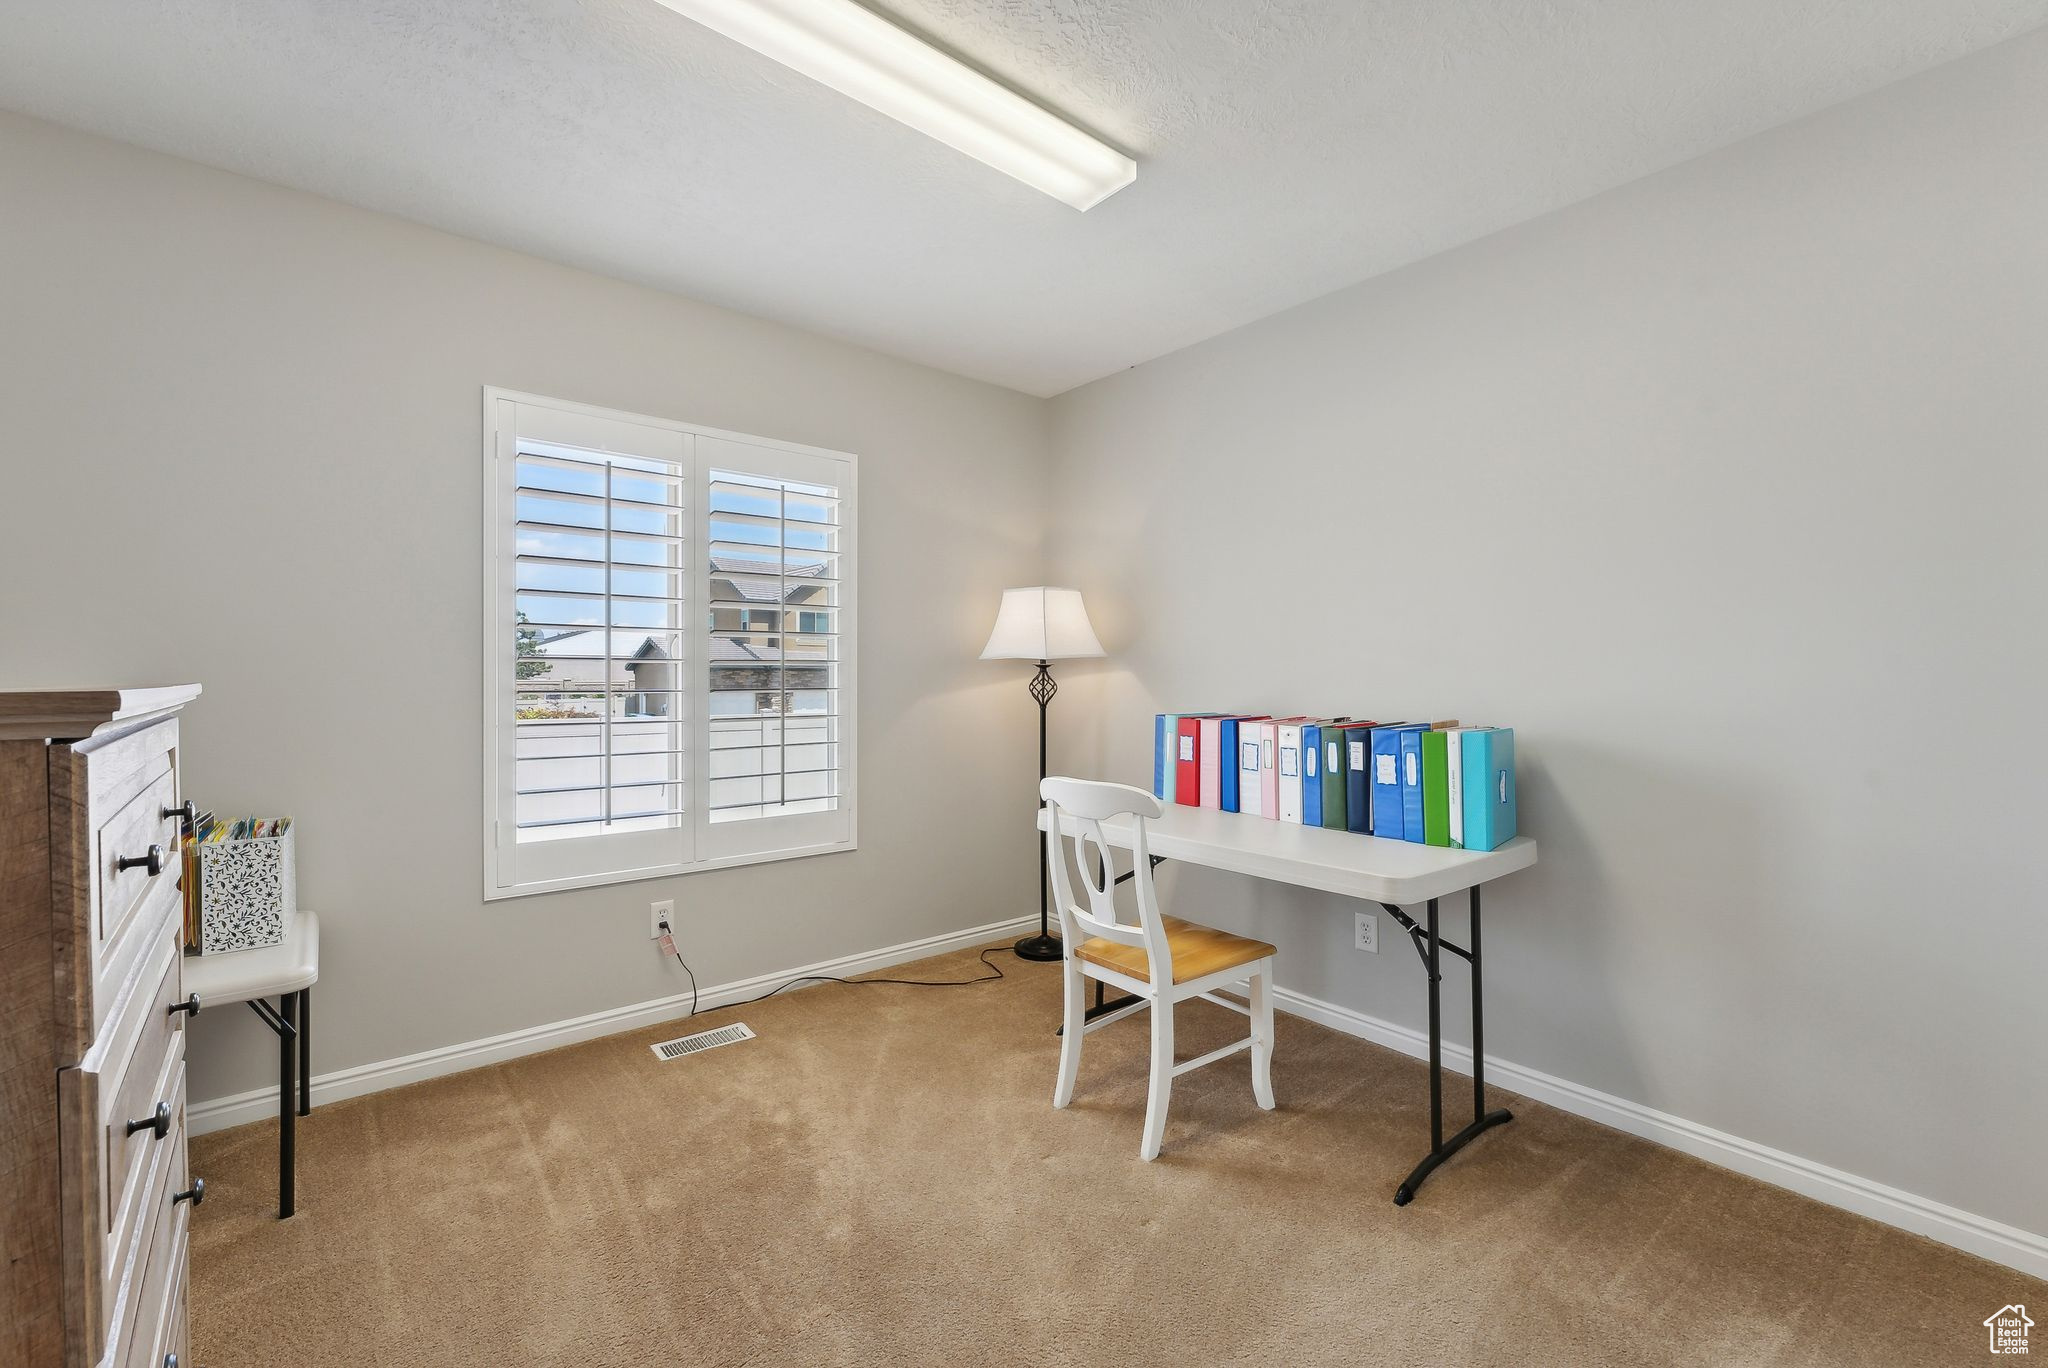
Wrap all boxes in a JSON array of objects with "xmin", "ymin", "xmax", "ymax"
[{"xmin": 1041, "ymin": 777, "xmax": 1171, "ymax": 978}]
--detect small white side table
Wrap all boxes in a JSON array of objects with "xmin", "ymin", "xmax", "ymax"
[{"xmin": 184, "ymin": 911, "xmax": 320, "ymax": 1218}]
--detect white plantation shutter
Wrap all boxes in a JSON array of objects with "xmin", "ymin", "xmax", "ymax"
[
  {"xmin": 694, "ymin": 434, "xmax": 853, "ymax": 864},
  {"xmin": 484, "ymin": 393, "xmax": 857, "ymax": 898}
]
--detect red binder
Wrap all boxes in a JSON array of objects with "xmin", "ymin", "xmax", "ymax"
[{"xmin": 1175, "ymin": 716, "xmax": 1204, "ymax": 806}]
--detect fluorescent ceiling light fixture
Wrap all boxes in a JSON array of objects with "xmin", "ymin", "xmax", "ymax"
[{"xmin": 654, "ymin": 0, "xmax": 1136, "ymax": 210}]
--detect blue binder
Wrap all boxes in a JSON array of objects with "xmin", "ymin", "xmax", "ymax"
[
  {"xmin": 1344, "ymin": 727, "xmax": 1373, "ymax": 833},
  {"xmin": 1398, "ymin": 728, "xmax": 1427, "ymax": 843},
  {"xmin": 1153, "ymin": 714, "xmax": 1180, "ymax": 799},
  {"xmin": 1462, "ymin": 728, "xmax": 1517, "ymax": 852},
  {"xmin": 1219, "ymin": 717, "xmax": 1245, "ymax": 812},
  {"xmin": 1369, "ymin": 727, "xmax": 1407, "ymax": 840},
  {"xmin": 1301, "ymin": 723, "xmax": 1324, "ymax": 827}
]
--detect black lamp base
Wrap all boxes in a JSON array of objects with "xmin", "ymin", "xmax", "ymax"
[
  {"xmin": 1012, "ymin": 932, "xmax": 1064, "ymax": 963},
  {"xmin": 1017, "ymin": 658, "xmax": 1063, "ymax": 967}
]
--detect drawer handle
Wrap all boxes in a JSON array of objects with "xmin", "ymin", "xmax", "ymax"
[
  {"xmin": 126, "ymin": 1102, "xmax": 172, "ymax": 1140},
  {"xmin": 162, "ymin": 799, "xmax": 197, "ymax": 831},
  {"xmin": 118, "ymin": 843, "xmax": 168, "ymax": 877},
  {"xmin": 173, "ymin": 1178, "xmax": 205, "ymax": 1207},
  {"xmin": 168, "ymin": 993, "xmax": 202, "ymax": 1020}
]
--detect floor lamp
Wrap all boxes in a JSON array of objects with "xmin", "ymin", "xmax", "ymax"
[{"xmin": 980, "ymin": 587, "xmax": 1105, "ymax": 962}]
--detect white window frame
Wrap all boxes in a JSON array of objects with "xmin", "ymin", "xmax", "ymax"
[{"xmin": 482, "ymin": 387, "xmax": 858, "ymax": 900}]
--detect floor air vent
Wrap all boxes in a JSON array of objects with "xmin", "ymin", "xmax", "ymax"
[{"xmin": 650, "ymin": 1022, "xmax": 755, "ymax": 1061}]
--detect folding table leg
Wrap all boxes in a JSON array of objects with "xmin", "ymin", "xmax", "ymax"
[
  {"xmin": 1383, "ymin": 886, "xmax": 1514, "ymax": 1206},
  {"xmin": 279, "ymin": 992, "xmax": 297, "ymax": 1219}
]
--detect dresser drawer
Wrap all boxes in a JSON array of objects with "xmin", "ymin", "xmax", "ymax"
[
  {"xmin": 171, "ymin": 1283, "xmax": 188, "ymax": 1368},
  {"xmin": 96, "ymin": 766, "xmax": 180, "ymax": 957},
  {"xmin": 58, "ymin": 925, "xmax": 189, "ymax": 1366},
  {"xmin": 101, "ymin": 958, "xmax": 186, "ymax": 1267},
  {"xmin": 51, "ymin": 716, "xmax": 185, "ymax": 1059},
  {"xmin": 120, "ymin": 1154, "xmax": 190, "ymax": 1368},
  {"xmin": 161, "ymin": 1272, "xmax": 189, "ymax": 1368},
  {"xmin": 92, "ymin": 1056, "xmax": 185, "ymax": 1368}
]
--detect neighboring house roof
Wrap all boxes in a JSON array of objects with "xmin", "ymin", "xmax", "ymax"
[
  {"xmin": 532, "ymin": 626, "xmax": 827, "ymax": 675},
  {"xmin": 527, "ymin": 627, "xmax": 825, "ymax": 669},
  {"xmin": 712, "ymin": 636, "xmax": 774, "ymax": 663},
  {"xmin": 710, "ymin": 553, "xmax": 827, "ymax": 578},
  {"xmin": 710, "ymin": 553, "xmax": 829, "ymax": 603},
  {"xmin": 530, "ymin": 628, "xmax": 647, "ymax": 657}
]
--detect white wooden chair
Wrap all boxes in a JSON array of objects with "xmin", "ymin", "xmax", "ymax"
[{"xmin": 1042, "ymin": 776, "xmax": 1277, "ymax": 1160}]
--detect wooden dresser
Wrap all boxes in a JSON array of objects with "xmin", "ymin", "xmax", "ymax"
[{"xmin": 2, "ymin": 687, "xmax": 202, "ymax": 1368}]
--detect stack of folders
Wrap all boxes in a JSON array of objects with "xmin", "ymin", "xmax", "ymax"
[
  {"xmin": 1153, "ymin": 715, "xmax": 1516, "ymax": 852},
  {"xmin": 181, "ymin": 813, "xmax": 294, "ymax": 949}
]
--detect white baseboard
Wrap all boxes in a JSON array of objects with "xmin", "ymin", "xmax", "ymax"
[
  {"xmin": 187, "ymin": 914, "xmax": 1034, "ymax": 1137},
  {"xmin": 1270, "ymin": 983, "xmax": 2048, "ymax": 1282}
]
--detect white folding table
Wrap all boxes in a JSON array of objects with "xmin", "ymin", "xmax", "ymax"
[
  {"xmin": 1038, "ymin": 806, "xmax": 1536, "ymax": 1203},
  {"xmin": 183, "ymin": 911, "xmax": 320, "ymax": 1218}
]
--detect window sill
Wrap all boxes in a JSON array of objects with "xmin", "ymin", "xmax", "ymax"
[{"xmin": 483, "ymin": 837, "xmax": 858, "ymax": 901}]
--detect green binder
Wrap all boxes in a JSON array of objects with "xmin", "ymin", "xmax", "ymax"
[
  {"xmin": 1319, "ymin": 725, "xmax": 1350, "ymax": 830},
  {"xmin": 1421, "ymin": 729, "xmax": 1452, "ymax": 847}
]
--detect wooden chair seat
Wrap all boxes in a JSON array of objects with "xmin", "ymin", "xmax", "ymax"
[{"xmin": 1077, "ymin": 915, "xmax": 1277, "ymax": 985}]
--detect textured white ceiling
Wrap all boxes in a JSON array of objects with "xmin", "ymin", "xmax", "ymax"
[{"xmin": 2, "ymin": 1, "xmax": 2043, "ymax": 395}]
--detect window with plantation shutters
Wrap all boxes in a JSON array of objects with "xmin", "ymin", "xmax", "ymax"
[{"xmin": 483, "ymin": 390, "xmax": 857, "ymax": 898}]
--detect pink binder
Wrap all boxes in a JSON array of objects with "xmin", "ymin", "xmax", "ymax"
[
  {"xmin": 1197, "ymin": 716, "xmax": 1225, "ymax": 809},
  {"xmin": 1257, "ymin": 717, "xmax": 1309, "ymax": 820}
]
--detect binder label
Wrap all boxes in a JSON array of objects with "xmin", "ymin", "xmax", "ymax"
[
  {"xmin": 1499, "ymin": 769, "xmax": 1508, "ymax": 803},
  {"xmin": 1405, "ymin": 752, "xmax": 1418, "ymax": 785},
  {"xmin": 1241, "ymin": 742, "xmax": 1259, "ymax": 771},
  {"xmin": 1262, "ymin": 740, "xmax": 1274, "ymax": 770},
  {"xmin": 1328, "ymin": 741, "xmax": 1340, "ymax": 771},
  {"xmin": 1179, "ymin": 736, "xmax": 1194, "ymax": 762},
  {"xmin": 1304, "ymin": 747, "xmax": 1317, "ymax": 778},
  {"xmin": 1279, "ymin": 747, "xmax": 1298, "ymax": 778},
  {"xmin": 1376, "ymin": 754, "xmax": 1396, "ymax": 784},
  {"xmin": 1350, "ymin": 741, "xmax": 1366, "ymax": 769}
]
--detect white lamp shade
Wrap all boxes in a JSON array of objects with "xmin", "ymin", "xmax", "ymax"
[{"xmin": 979, "ymin": 587, "xmax": 1105, "ymax": 661}]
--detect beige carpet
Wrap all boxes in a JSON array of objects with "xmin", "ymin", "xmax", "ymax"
[{"xmin": 190, "ymin": 942, "xmax": 2039, "ymax": 1366}]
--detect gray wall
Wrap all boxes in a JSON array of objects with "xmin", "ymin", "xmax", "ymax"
[
  {"xmin": 0, "ymin": 112, "xmax": 1048, "ymax": 1103},
  {"xmin": 1045, "ymin": 32, "xmax": 2047, "ymax": 1234},
  {"xmin": 4, "ymin": 24, "xmax": 2042, "ymax": 1237}
]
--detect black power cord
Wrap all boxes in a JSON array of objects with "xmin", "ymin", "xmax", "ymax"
[
  {"xmin": 670, "ymin": 938, "xmax": 700, "ymax": 1018},
  {"xmin": 661, "ymin": 920, "xmax": 1015, "ymax": 1020}
]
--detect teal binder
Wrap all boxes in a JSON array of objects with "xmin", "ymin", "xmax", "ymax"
[{"xmin": 1462, "ymin": 728, "xmax": 1517, "ymax": 852}]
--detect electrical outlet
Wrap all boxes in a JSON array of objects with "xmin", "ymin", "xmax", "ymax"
[
  {"xmin": 1354, "ymin": 910, "xmax": 1378, "ymax": 953},
  {"xmin": 650, "ymin": 899, "xmax": 675, "ymax": 939}
]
